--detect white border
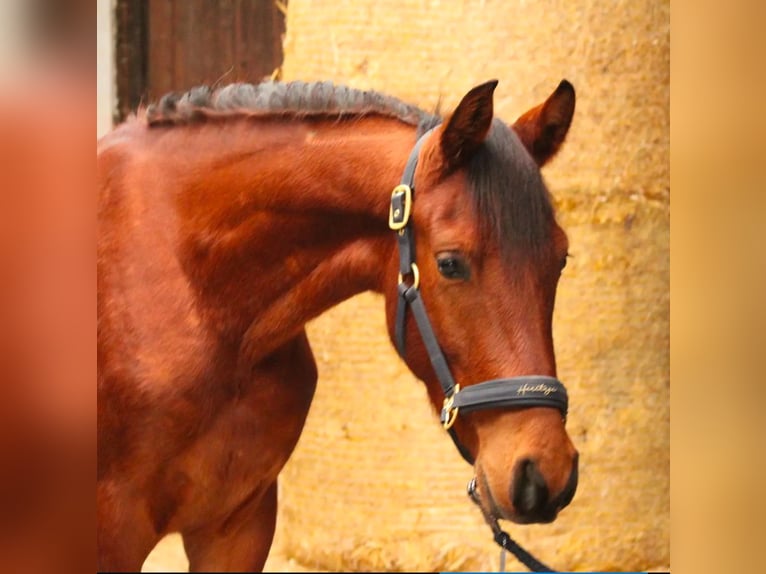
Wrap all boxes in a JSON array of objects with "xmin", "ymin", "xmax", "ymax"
[{"xmin": 97, "ymin": 0, "xmax": 115, "ymax": 138}]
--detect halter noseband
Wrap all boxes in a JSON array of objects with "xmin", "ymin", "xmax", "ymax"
[{"xmin": 390, "ymin": 128, "xmax": 569, "ymax": 465}]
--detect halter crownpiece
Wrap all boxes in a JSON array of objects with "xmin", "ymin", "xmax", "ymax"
[{"xmin": 390, "ymin": 128, "xmax": 569, "ymax": 466}]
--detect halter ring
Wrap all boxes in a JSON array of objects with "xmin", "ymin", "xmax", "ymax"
[{"xmin": 397, "ymin": 262, "xmax": 420, "ymax": 290}]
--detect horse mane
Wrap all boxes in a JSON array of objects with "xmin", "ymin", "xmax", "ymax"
[
  {"xmin": 144, "ymin": 80, "xmax": 554, "ymax": 255},
  {"xmin": 145, "ymin": 80, "xmax": 440, "ymax": 134}
]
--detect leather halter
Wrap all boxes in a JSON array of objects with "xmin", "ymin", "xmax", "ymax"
[{"xmin": 390, "ymin": 128, "xmax": 569, "ymax": 465}]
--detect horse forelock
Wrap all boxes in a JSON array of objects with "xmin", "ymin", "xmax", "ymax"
[{"xmin": 467, "ymin": 118, "xmax": 556, "ymax": 259}]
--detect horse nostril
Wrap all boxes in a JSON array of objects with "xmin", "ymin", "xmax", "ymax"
[
  {"xmin": 512, "ymin": 458, "xmax": 549, "ymax": 516},
  {"xmin": 557, "ymin": 452, "xmax": 579, "ymax": 509}
]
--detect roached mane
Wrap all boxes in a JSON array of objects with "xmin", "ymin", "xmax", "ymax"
[{"xmin": 145, "ymin": 80, "xmax": 438, "ymax": 133}]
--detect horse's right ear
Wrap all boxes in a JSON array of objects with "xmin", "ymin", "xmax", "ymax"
[
  {"xmin": 512, "ymin": 79, "xmax": 575, "ymax": 167},
  {"xmin": 440, "ymin": 80, "xmax": 498, "ymax": 171}
]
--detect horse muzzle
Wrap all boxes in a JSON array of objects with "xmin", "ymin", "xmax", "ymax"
[{"xmin": 470, "ymin": 449, "xmax": 579, "ymax": 526}]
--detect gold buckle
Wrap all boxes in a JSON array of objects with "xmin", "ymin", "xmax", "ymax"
[
  {"xmin": 388, "ymin": 184, "xmax": 412, "ymax": 231},
  {"xmin": 397, "ymin": 262, "xmax": 420, "ymax": 290},
  {"xmin": 442, "ymin": 384, "xmax": 460, "ymax": 429}
]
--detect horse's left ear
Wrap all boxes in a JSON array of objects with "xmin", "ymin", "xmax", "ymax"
[
  {"xmin": 440, "ymin": 80, "xmax": 498, "ymax": 171},
  {"xmin": 512, "ymin": 79, "xmax": 576, "ymax": 167}
]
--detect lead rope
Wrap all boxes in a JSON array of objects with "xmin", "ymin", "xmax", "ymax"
[{"xmin": 467, "ymin": 478, "xmax": 556, "ymax": 573}]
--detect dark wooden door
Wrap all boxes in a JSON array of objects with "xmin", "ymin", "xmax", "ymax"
[{"xmin": 115, "ymin": 0, "xmax": 286, "ymax": 123}]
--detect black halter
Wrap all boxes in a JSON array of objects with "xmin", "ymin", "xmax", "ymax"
[{"xmin": 390, "ymin": 128, "xmax": 569, "ymax": 466}]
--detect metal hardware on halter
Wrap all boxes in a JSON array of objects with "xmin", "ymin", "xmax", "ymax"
[
  {"xmin": 388, "ymin": 184, "xmax": 412, "ymax": 231},
  {"xmin": 441, "ymin": 384, "xmax": 460, "ymax": 429},
  {"xmin": 397, "ymin": 262, "xmax": 420, "ymax": 291}
]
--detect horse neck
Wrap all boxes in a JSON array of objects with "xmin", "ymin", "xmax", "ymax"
[{"xmin": 168, "ymin": 115, "xmax": 416, "ymax": 360}]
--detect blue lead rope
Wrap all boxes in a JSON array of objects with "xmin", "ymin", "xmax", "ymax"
[{"xmin": 494, "ymin": 528, "xmax": 555, "ymax": 572}]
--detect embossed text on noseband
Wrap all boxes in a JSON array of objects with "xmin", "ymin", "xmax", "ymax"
[{"xmin": 517, "ymin": 383, "xmax": 558, "ymax": 396}]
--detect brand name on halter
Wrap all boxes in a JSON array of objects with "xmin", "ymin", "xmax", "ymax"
[{"xmin": 516, "ymin": 383, "xmax": 558, "ymax": 396}]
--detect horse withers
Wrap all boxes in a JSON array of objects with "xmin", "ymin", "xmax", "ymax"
[{"xmin": 97, "ymin": 77, "xmax": 578, "ymax": 571}]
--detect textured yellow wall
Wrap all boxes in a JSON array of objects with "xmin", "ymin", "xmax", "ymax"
[
  {"xmin": 281, "ymin": 0, "xmax": 669, "ymax": 201},
  {"xmin": 276, "ymin": 0, "xmax": 669, "ymax": 571}
]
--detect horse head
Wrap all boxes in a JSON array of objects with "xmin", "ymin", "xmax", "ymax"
[{"xmin": 383, "ymin": 79, "xmax": 578, "ymax": 525}]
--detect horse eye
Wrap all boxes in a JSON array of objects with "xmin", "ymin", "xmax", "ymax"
[
  {"xmin": 560, "ymin": 252, "xmax": 571, "ymax": 271},
  {"xmin": 436, "ymin": 253, "xmax": 470, "ymax": 280}
]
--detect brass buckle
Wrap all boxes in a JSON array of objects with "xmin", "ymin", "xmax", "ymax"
[
  {"xmin": 388, "ymin": 184, "xmax": 412, "ymax": 231},
  {"xmin": 397, "ymin": 262, "xmax": 420, "ymax": 290},
  {"xmin": 442, "ymin": 384, "xmax": 460, "ymax": 429}
]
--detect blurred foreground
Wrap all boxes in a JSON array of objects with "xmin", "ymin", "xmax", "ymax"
[{"xmin": 0, "ymin": 1, "xmax": 93, "ymax": 572}]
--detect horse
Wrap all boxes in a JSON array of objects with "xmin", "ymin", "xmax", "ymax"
[{"xmin": 97, "ymin": 77, "xmax": 579, "ymax": 571}]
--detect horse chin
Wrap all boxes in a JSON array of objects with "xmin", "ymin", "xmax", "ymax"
[
  {"xmin": 477, "ymin": 471, "xmax": 559, "ymax": 526},
  {"xmin": 488, "ymin": 497, "xmax": 559, "ymax": 526},
  {"xmin": 506, "ymin": 508, "xmax": 559, "ymax": 525}
]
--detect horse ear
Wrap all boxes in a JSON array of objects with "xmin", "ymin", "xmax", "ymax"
[
  {"xmin": 440, "ymin": 80, "xmax": 498, "ymax": 171},
  {"xmin": 512, "ymin": 79, "xmax": 575, "ymax": 167}
]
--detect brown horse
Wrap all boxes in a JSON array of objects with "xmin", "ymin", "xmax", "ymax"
[{"xmin": 97, "ymin": 78, "xmax": 578, "ymax": 571}]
